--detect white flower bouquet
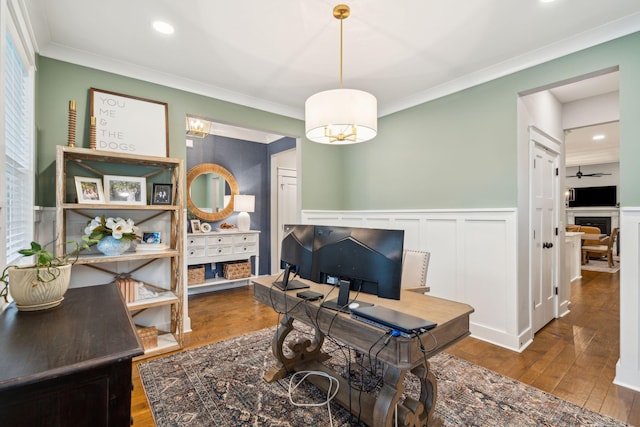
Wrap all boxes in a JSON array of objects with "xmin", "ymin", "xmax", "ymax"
[{"xmin": 83, "ymin": 215, "xmax": 140, "ymax": 243}]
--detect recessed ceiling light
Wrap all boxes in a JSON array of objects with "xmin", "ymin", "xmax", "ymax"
[
  {"xmin": 539, "ymin": 0, "xmax": 556, "ymax": 3},
  {"xmin": 152, "ymin": 21, "xmax": 174, "ymax": 35},
  {"xmin": 592, "ymin": 134, "xmax": 606, "ymax": 140}
]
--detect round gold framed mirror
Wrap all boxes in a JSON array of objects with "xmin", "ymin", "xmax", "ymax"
[{"xmin": 186, "ymin": 163, "xmax": 239, "ymax": 222}]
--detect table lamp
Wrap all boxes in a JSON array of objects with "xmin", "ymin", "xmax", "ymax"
[{"xmin": 234, "ymin": 195, "xmax": 255, "ymax": 232}]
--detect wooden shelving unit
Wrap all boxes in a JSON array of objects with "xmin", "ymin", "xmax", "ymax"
[{"xmin": 55, "ymin": 146, "xmax": 184, "ymax": 359}]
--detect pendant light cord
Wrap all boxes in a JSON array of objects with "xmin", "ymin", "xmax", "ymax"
[{"xmin": 339, "ymin": 16, "xmax": 343, "ymax": 89}]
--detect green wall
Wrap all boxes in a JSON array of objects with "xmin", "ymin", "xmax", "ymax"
[
  {"xmin": 34, "ymin": 57, "xmax": 342, "ymax": 208},
  {"xmin": 35, "ymin": 31, "xmax": 640, "ymax": 210},
  {"xmin": 339, "ymin": 31, "xmax": 640, "ymax": 209}
]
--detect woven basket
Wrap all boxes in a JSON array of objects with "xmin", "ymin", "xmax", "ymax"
[
  {"xmin": 188, "ymin": 265, "xmax": 205, "ymax": 285},
  {"xmin": 136, "ymin": 325, "xmax": 158, "ymax": 350},
  {"xmin": 223, "ymin": 260, "xmax": 251, "ymax": 280}
]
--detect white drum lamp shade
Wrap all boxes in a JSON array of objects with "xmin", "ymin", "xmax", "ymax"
[
  {"xmin": 234, "ymin": 195, "xmax": 255, "ymax": 232},
  {"xmin": 305, "ymin": 89, "xmax": 377, "ymax": 144}
]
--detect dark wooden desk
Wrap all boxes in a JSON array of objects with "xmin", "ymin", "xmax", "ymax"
[
  {"xmin": 0, "ymin": 284, "xmax": 144, "ymax": 427},
  {"xmin": 253, "ymin": 276, "xmax": 474, "ymax": 427}
]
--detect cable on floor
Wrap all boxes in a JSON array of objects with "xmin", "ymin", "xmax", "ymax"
[{"xmin": 288, "ymin": 370, "xmax": 340, "ymax": 427}]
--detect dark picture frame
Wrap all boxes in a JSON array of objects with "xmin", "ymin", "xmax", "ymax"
[{"xmin": 152, "ymin": 183, "xmax": 173, "ymax": 205}]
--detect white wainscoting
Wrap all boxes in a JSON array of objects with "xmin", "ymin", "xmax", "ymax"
[
  {"xmin": 615, "ymin": 208, "xmax": 640, "ymax": 391},
  {"xmin": 302, "ymin": 209, "xmax": 521, "ymax": 350}
]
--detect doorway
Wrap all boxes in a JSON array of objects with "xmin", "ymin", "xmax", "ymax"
[
  {"xmin": 520, "ymin": 68, "xmax": 619, "ymax": 343},
  {"xmin": 270, "ymin": 149, "xmax": 298, "ymax": 273}
]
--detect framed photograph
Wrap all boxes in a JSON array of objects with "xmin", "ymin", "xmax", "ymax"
[
  {"xmin": 152, "ymin": 183, "xmax": 173, "ymax": 205},
  {"xmin": 104, "ymin": 175, "xmax": 146, "ymax": 205},
  {"xmin": 74, "ymin": 176, "xmax": 105, "ymax": 204},
  {"xmin": 142, "ymin": 232, "xmax": 161, "ymax": 244},
  {"xmin": 190, "ymin": 219, "xmax": 201, "ymax": 233},
  {"xmin": 89, "ymin": 88, "xmax": 169, "ymax": 157}
]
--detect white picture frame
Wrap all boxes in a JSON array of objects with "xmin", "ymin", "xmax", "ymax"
[
  {"xmin": 74, "ymin": 176, "xmax": 105, "ymax": 204},
  {"xmin": 90, "ymin": 88, "xmax": 169, "ymax": 157},
  {"xmin": 104, "ymin": 175, "xmax": 147, "ymax": 205},
  {"xmin": 190, "ymin": 219, "xmax": 201, "ymax": 233}
]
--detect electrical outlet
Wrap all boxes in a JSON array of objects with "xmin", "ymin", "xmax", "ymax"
[{"xmin": 186, "ymin": 139, "xmax": 193, "ymax": 148}]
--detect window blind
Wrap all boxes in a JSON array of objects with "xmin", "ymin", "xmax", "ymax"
[{"xmin": 4, "ymin": 32, "xmax": 34, "ymax": 264}]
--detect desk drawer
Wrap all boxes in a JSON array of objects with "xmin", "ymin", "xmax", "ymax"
[
  {"xmin": 207, "ymin": 245, "xmax": 233, "ymax": 257},
  {"xmin": 234, "ymin": 243, "xmax": 257, "ymax": 255},
  {"xmin": 233, "ymin": 234, "xmax": 258, "ymax": 244}
]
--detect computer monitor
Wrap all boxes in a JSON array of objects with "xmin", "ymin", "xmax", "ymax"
[
  {"xmin": 273, "ymin": 224, "xmax": 314, "ymax": 291},
  {"xmin": 312, "ymin": 225, "xmax": 404, "ymax": 311}
]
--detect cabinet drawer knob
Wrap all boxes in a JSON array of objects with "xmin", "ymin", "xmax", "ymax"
[
  {"xmin": 217, "ymin": 238, "xmax": 223, "ymax": 243},
  {"xmin": 243, "ymin": 236, "xmax": 247, "ymax": 241}
]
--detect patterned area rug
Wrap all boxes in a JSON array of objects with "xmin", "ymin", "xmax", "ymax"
[
  {"xmin": 138, "ymin": 327, "xmax": 627, "ymax": 426},
  {"xmin": 581, "ymin": 259, "xmax": 620, "ymax": 273}
]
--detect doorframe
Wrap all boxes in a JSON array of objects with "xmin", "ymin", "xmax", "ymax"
[
  {"xmin": 269, "ymin": 147, "xmax": 299, "ymax": 274},
  {"xmin": 528, "ymin": 126, "xmax": 564, "ymax": 333}
]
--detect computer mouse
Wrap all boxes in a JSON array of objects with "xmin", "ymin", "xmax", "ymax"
[{"xmin": 348, "ymin": 302, "xmax": 360, "ymax": 310}]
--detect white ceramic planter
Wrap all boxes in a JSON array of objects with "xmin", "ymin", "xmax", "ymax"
[{"xmin": 8, "ymin": 264, "xmax": 72, "ymax": 311}]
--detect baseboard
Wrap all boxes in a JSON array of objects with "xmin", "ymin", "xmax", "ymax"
[{"xmin": 470, "ymin": 322, "xmax": 527, "ymax": 352}]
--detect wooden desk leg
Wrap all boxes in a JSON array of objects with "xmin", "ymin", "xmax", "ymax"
[
  {"xmin": 373, "ymin": 364, "xmax": 405, "ymax": 427},
  {"xmin": 396, "ymin": 360, "xmax": 443, "ymax": 427},
  {"xmin": 263, "ymin": 315, "xmax": 329, "ymax": 383}
]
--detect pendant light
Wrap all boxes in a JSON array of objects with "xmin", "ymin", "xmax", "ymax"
[{"xmin": 305, "ymin": 4, "xmax": 377, "ymax": 145}]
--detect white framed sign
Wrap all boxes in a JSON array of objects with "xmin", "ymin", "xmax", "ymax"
[{"xmin": 90, "ymin": 88, "xmax": 169, "ymax": 157}]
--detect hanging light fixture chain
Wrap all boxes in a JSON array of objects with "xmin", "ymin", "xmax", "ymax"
[
  {"xmin": 339, "ymin": 14, "xmax": 343, "ymax": 88},
  {"xmin": 334, "ymin": 4, "xmax": 350, "ymax": 89}
]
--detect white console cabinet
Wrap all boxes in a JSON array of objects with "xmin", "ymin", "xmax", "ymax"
[{"xmin": 186, "ymin": 230, "xmax": 260, "ymax": 294}]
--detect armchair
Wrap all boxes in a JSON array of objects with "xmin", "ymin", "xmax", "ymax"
[{"xmin": 582, "ymin": 227, "xmax": 619, "ymax": 268}]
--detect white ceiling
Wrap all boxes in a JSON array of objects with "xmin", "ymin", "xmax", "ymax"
[
  {"xmin": 24, "ymin": 0, "xmax": 640, "ymax": 122},
  {"xmin": 565, "ymin": 121, "xmax": 619, "ymax": 168},
  {"xmin": 548, "ymin": 72, "xmax": 620, "ymax": 167}
]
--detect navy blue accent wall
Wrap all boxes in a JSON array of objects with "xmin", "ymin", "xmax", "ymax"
[{"xmin": 187, "ymin": 135, "xmax": 296, "ymax": 275}]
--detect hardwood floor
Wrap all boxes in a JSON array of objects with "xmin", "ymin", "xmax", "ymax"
[{"xmin": 131, "ymin": 270, "xmax": 640, "ymax": 425}]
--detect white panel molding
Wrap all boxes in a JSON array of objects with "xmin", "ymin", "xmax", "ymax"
[
  {"xmin": 302, "ymin": 208, "xmax": 522, "ymax": 350},
  {"xmin": 615, "ymin": 208, "xmax": 640, "ymax": 391}
]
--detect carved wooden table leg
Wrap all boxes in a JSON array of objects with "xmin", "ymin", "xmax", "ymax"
[
  {"xmin": 373, "ymin": 364, "xmax": 406, "ymax": 427},
  {"xmin": 263, "ymin": 315, "xmax": 328, "ymax": 383},
  {"xmin": 396, "ymin": 360, "xmax": 442, "ymax": 427}
]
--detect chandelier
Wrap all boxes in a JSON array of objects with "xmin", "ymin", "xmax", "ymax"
[{"xmin": 305, "ymin": 4, "xmax": 377, "ymax": 145}]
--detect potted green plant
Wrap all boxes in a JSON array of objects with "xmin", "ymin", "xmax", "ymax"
[{"xmin": 0, "ymin": 239, "xmax": 88, "ymax": 311}]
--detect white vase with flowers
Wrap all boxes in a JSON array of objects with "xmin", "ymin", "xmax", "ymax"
[{"xmin": 84, "ymin": 216, "xmax": 140, "ymax": 256}]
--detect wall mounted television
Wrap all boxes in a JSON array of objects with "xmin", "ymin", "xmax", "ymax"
[{"xmin": 568, "ymin": 185, "xmax": 617, "ymax": 207}]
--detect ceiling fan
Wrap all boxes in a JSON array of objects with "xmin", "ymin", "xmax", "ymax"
[{"xmin": 567, "ymin": 165, "xmax": 612, "ymax": 179}]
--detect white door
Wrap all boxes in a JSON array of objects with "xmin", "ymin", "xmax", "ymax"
[
  {"xmin": 276, "ymin": 169, "xmax": 297, "ymax": 270},
  {"xmin": 532, "ymin": 143, "xmax": 558, "ymax": 333}
]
